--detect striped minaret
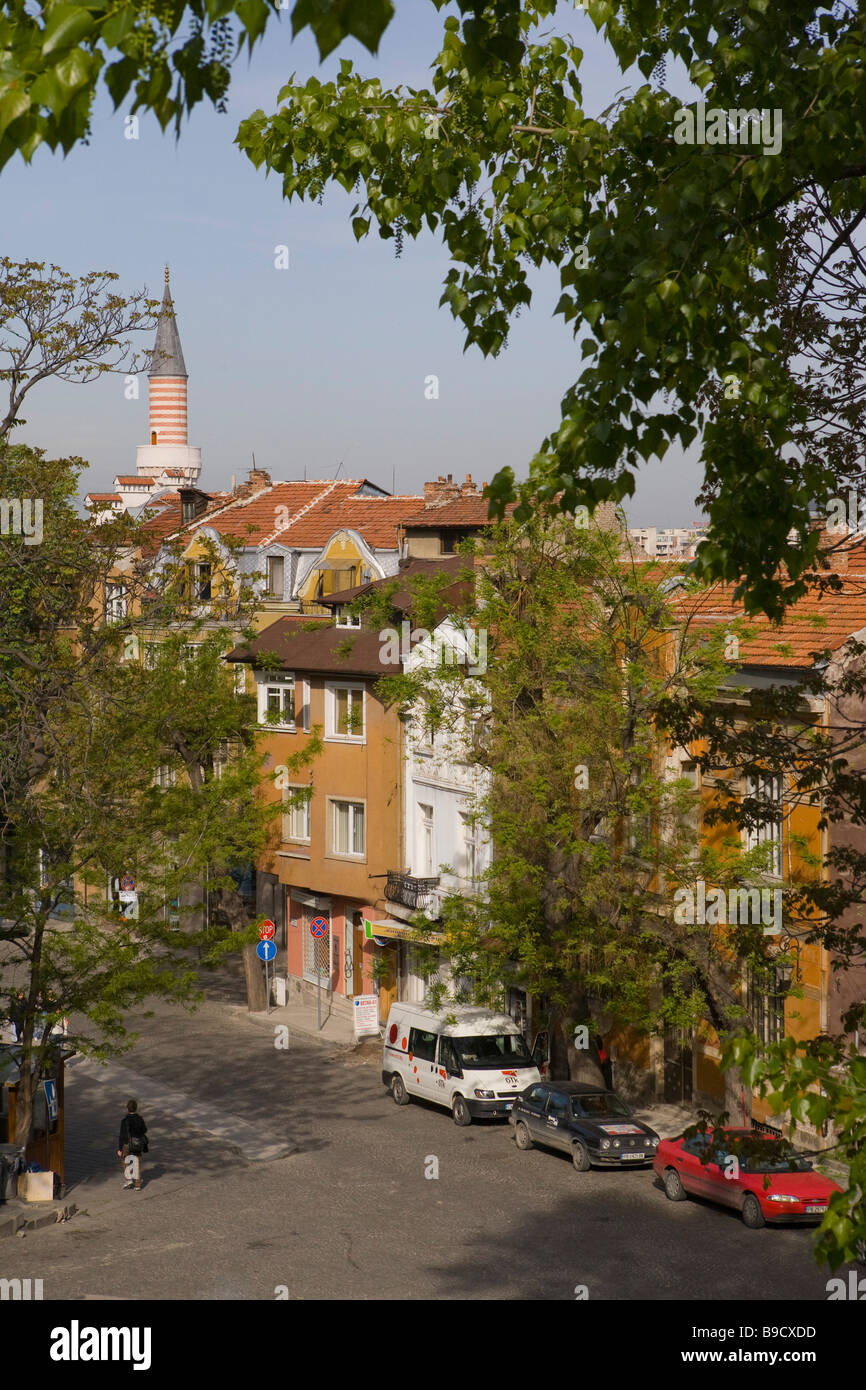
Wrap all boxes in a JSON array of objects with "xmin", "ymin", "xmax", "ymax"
[
  {"xmin": 134, "ymin": 267, "xmax": 202, "ymax": 489},
  {"xmin": 149, "ymin": 267, "xmax": 188, "ymax": 446}
]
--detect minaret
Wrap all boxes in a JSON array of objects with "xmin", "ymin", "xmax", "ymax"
[{"xmin": 135, "ymin": 268, "xmax": 202, "ymax": 486}]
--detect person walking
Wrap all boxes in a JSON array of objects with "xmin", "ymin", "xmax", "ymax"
[{"xmin": 117, "ymin": 1098, "xmax": 148, "ymax": 1191}]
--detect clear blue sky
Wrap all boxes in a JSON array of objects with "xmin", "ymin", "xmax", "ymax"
[{"xmin": 4, "ymin": 1, "xmax": 703, "ymax": 525}]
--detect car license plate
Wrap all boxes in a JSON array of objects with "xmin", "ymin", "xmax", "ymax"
[
  {"xmin": 805, "ymin": 1205, "xmax": 826, "ymax": 1214},
  {"xmin": 622, "ymin": 1152, "xmax": 645, "ymax": 1160}
]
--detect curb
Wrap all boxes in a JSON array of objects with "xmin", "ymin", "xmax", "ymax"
[{"xmin": 0, "ymin": 1202, "xmax": 78, "ymax": 1240}]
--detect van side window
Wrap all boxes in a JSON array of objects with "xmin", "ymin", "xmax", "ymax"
[
  {"xmin": 409, "ymin": 1027, "xmax": 437, "ymax": 1062},
  {"xmin": 439, "ymin": 1039, "xmax": 459, "ymax": 1073}
]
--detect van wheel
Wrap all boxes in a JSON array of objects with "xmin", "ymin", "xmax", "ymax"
[
  {"xmin": 572, "ymin": 1141, "xmax": 592, "ymax": 1172},
  {"xmin": 452, "ymin": 1095, "xmax": 472, "ymax": 1127},
  {"xmin": 663, "ymin": 1167, "xmax": 687, "ymax": 1201},
  {"xmin": 741, "ymin": 1194, "xmax": 765, "ymax": 1229},
  {"xmin": 391, "ymin": 1074, "xmax": 409, "ymax": 1106},
  {"xmin": 514, "ymin": 1121, "xmax": 533, "ymax": 1150}
]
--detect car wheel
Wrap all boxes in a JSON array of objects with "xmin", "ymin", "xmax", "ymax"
[
  {"xmin": 572, "ymin": 1140, "xmax": 592, "ymax": 1172},
  {"xmin": 391, "ymin": 1074, "xmax": 410, "ymax": 1106},
  {"xmin": 741, "ymin": 1194, "xmax": 765, "ymax": 1229},
  {"xmin": 452, "ymin": 1094, "xmax": 472, "ymax": 1127},
  {"xmin": 514, "ymin": 1121, "xmax": 533, "ymax": 1151},
  {"xmin": 663, "ymin": 1167, "xmax": 687, "ymax": 1202}
]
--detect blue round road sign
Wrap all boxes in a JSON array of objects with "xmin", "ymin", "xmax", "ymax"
[
  {"xmin": 310, "ymin": 917, "xmax": 328, "ymax": 938},
  {"xmin": 256, "ymin": 939, "xmax": 277, "ymax": 962}
]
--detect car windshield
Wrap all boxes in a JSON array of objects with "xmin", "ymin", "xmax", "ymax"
[
  {"xmin": 453, "ymin": 1034, "xmax": 532, "ymax": 1068},
  {"xmin": 734, "ymin": 1145, "xmax": 813, "ymax": 1174},
  {"xmin": 572, "ymin": 1093, "xmax": 631, "ymax": 1119}
]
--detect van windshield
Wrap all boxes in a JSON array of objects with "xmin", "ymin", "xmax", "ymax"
[{"xmin": 453, "ymin": 1034, "xmax": 532, "ymax": 1068}]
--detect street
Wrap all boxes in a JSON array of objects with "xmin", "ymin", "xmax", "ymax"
[{"xmin": 0, "ymin": 974, "xmax": 839, "ymax": 1301}]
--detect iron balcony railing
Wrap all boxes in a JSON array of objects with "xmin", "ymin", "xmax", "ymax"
[{"xmin": 385, "ymin": 871, "xmax": 440, "ymax": 911}]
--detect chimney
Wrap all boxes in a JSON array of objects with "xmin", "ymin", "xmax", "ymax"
[
  {"xmin": 460, "ymin": 473, "xmax": 480, "ymax": 496},
  {"xmin": 423, "ymin": 474, "xmax": 462, "ymax": 506},
  {"xmin": 248, "ymin": 468, "xmax": 271, "ymax": 489}
]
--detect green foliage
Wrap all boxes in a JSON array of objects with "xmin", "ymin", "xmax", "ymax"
[
  {"xmin": 727, "ymin": 1033, "xmax": 866, "ymax": 1270},
  {"xmin": 0, "ymin": 441, "xmax": 280, "ymax": 1130},
  {"xmin": 238, "ymin": 0, "xmax": 866, "ymax": 619}
]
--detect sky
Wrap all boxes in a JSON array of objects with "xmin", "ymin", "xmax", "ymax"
[{"xmin": 2, "ymin": 1, "xmax": 704, "ymax": 525}]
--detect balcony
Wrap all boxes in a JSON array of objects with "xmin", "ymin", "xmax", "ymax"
[{"xmin": 385, "ymin": 871, "xmax": 440, "ymax": 911}]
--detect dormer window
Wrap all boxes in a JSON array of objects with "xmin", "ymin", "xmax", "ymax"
[
  {"xmin": 266, "ymin": 555, "xmax": 285, "ymax": 598},
  {"xmin": 335, "ymin": 606, "xmax": 361, "ymax": 628}
]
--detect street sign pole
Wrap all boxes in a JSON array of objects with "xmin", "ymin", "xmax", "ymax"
[{"xmin": 309, "ymin": 917, "xmax": 328, "ymax": 1031}]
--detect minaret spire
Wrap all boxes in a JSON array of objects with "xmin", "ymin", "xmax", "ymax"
[{"xmin": 133, "ymin": 268, "xmax": 201, "ymax": 487}]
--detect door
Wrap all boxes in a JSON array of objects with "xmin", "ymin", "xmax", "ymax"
[
  {"xmin": 352, "ymin": 912, "xmax": 364, "ymax": 996},
  {"xmin": 377, "ymin": 943, "xmax": 398, "ymax": 1024},
  {"xmin": 544, "ymin": 1090, "xmax": 571, "ymax": 1150},
  {"xmin": 408, "ymin": 1025, "xmax": 439, "ymax": 1100},
  {"xmin": 521, "ymin": 1083, "xmax": 551, "ymax": 1140},
  {"xmin": 663, "ymin": 1025, "xmax": 693, "ymax": 1104}
]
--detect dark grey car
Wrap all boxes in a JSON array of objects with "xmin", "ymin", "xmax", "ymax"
[{"xmin": 509, "ymin": 1081, "xmax": 660, "ymax": 1170}]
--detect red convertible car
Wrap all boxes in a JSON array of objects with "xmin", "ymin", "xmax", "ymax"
[{"xmin": 653, "ymin": 1127, "xmax": 843, "ymax": 1228}]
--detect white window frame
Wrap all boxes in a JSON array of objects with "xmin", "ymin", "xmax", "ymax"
[
  {"xmin": 258, "ymin": 672, "xmax": 297, "ymax": 730},
  {"xmin": 745, "ymin": 773, "xmax": 783, "ymax": 877},
  {"xmin": 335, "ymin": 606, "xmax": 361, "ymax": 629},
  {"xmin": 329, "ymin": 798, "xmax": 366, "ymax": 860},
  {"xmin": 460, "ymin": 810, "xmax": 481, "ymax": 885},
  {"xmin": 282, "ymin": 785, "xmax": 312, "ymax": 844},
  {"xmin": 418, "ymin": 802, "xmax": 435, "ymax": 877},
  {"xmin": 105, "ymin": 583, "xmax": 127, "ymax": 623},
  {"xmin": 325, "ymin": 682, "xmax": 365, "ymax": 743},
  {"xmin": 266, "ymin": 554, "xmax": 285, "ymax": 598}
]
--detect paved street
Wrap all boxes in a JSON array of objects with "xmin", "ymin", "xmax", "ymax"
[{"xmin": 0, "ymin": 973, "xmax": 840, "ymax": 1301}]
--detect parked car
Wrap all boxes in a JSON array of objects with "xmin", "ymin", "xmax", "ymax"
[
  {"xmin": 509, "ymin": 1081, "xmax": 660, "ymax": 1170},
  {"xmin": 653, "ymin": 1127, "xmax": 843, "ymax": 1228},
  {"xmin": 382, "ymin": 1003, "xmax": 541, "ymax": 1124}
]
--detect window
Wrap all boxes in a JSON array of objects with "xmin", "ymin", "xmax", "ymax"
[
  {"xmin": 195, "ymin": 562, "xmax": 212, "ymax": 601},
  {"xmin": 335, "ymin": 606, "xmax": 361, "ymax": 628},
  {"xmin": 745, "ymin": 774, "xmax": 783, "ymax": 876},
  {"xmin": 548, "ymin": 1091, "xmax": 569, "ymax": 1120},
  {"xmin": 259, "ymin": 674, "xmax": 295, "ymax": 728},
  {"xmin": 331, "ymin": 800, "xmax": 365, "ymax": 858},
  {"xmin": 266, "ymin": 555, "xmax": 284, "ymax": 598},
  {"xmin": 746, "ymin": 965, "xmax": 786, "ymax": 1045},
  {"xmin": 525, "ymin": 1084, "xmax": 549, "ymax": 1109},
  {"xmin": 282, "ymin": 786, "xmax": 311, "ymax": 843},
  {"xmin": 408, "ymin": 1027, "xmax": 437, "ymax": 1063},
  {"xmin": 233, "ymin": 663, "xmax": 246, "ymax": 696},
  {"xmin": 418, "ymin": 803, "xmax": 434, "ymax": 877},
  {"xmin": 182, "ymin": 562, "xmax": 211, "ymax": 602},
  {"xmin": 298, "ymin": 679, "xmax": 310, "ymax": 731},
  {"xmin": 155, "ymin": 764, "xmax": 176, "ymax": 788},
  {"xmin": 105, "ymin": 583, "xmax": 127, "ymax": 622},
  {"xmin": 326, "ymin": 683, "xmax": 365, "ymax": 740},
  {"xmin": 439, "ymin": 1038, "xmax": 460, "ymax": 1073},
  {"xmin": 461, "ymin": 811, "xmax": 481, "ymax": 883}
]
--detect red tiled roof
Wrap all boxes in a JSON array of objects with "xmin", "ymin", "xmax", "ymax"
[
  {"xmin": 174, "ymin": 479, "xmax": 424, "ymax": 549},
  {"xmin": 674, "ymin": 578, "xmax": 866, "ymax": 667},
  {"xmin": 115, "ymin": 475, "xmax": 154, "ymax": 486},
  {"xmin": 401, "ymin": 495, "xmax": 501, "ymax": 528},
  {"xmin": 85, "ymin": 493, "xmax": 122, "ymax": 502}
]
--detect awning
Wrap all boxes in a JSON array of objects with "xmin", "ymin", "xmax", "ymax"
[{"xmin": 364, "ymin": 917, "xmax": 444, "ymax": 946}]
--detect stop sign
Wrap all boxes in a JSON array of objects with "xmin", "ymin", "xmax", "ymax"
[{"xmin": 259, "ymin": 919, "xmax": 276, "ymax": 940}]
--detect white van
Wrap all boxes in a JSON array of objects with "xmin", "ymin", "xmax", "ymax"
[{"xmin": 382, "ymin": 1003, "xmax": 541, "ymax": 1125}]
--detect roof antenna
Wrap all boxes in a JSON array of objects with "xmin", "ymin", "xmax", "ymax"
[
  {"xmin": 252, "ymin": 451, "xmax": 256, "ymax": 471},
  {"xmin": 335, "ymin": 460, "xmax": 344, "ymax": 479},
  {"xmin": 392, "ymin": 465, "xmax": 395, "ymax": 495}
]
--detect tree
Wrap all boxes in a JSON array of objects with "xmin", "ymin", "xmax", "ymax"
[
  {"xmin": 0, "ymin": 257, "xmax": 156, "ymax": 441},
  {"xmin": 0, "ymin": 0, "xmax": 405, "ymax": 170},
  {"xmin": 0, "ymin": 441, "xmax": 280, "ymax": 1144},
  {"xmin": 238, "ymin": 0, "xmax": 866, "ymax": 619},
  {"xmin": 357, "ymin": 511, "xmax": 778, "ymax": 1108}
]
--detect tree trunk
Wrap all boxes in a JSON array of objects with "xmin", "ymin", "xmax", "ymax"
[
  {"xmin": 547, "ymin": 1004, "xmax": 606, "ymax": 1086},
  {"xmin": 211, "ymin": 885, "xmax": 268, "ymax": 1013},
  {"xmin": 723, "ymin": 1057, "xmax": 751, "ymax": 1127}
]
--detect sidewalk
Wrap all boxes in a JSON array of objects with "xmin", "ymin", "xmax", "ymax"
[{"xmin": 235, "ymin": 995, "xmax": 374, "ymax": 1051}]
